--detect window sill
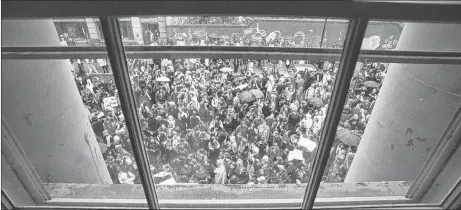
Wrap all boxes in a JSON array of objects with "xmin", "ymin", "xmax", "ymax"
[{"xmin": 27, "ymin": 181, "xmax": 416, "ymax": 209}]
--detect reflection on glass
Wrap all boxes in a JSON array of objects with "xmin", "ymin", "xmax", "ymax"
[
  {"xmin": 361, "ymin": 21, "xmax": 404, "ymax": 50},
  {"xmin": 322, "ymin": 19, "xmax": 348, "ymax": 49},
  {"xmin": 116, "ymin": 57, "xmax": 339, "ymax": 185}
]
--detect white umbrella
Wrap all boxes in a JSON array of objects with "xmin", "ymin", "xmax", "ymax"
[
  {"xmin": 156, "ymin": 77, "xmax": 171, "ymax": 82},
  {"xmin": 176, "ymin": 73, "xmax": 184, "ymax": 78},
  {"xmin": 283, "ymin": 73, "xmax": 293, "ymax": 78},
  {"xmin": 235, "ymin": 84, "xmax": 249, "ymax": 90},
  {"xmin": 294, "ymin": 64, "xmax": 318, "ymax": 72},
  {"xmin": 220, "ymin": 67, "xmax": 233, "ymax": 73}
]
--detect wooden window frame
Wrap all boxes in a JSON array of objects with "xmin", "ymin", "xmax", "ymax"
[{"xmin": 2, "ymin": 1, "xmax": 461, "ymax": 209}]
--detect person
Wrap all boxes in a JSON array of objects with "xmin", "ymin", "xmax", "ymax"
[
  {"xmin": 85, "ymin": 79, "xmax": 95, "ymax": 95},
  {"xmin": 91, "ymin": 116, "xmax": 105, "ymax": 143},
  {"xmin": 214, "ymin": 159, "xmax": 226, "ymax": 184},
  {"xmin": 97, "ymin": 59, "xmax": 109, "ymax": 73},
  {"xmin": 60, "ymin": 35, "xmax": 68, "ymax": 46},
  {"xmin": 75, "ymin": 52, "xmax": 384, "ymax": 184},
  {"xmin": 118, "ymin": 171, "xmax": 136, "ymax": 184}
]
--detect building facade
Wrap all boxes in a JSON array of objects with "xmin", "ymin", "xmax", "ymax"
[
  {"xmin": 53, "ymin": 16, "xmax": 168, "ymax": 46},
  {"xmin": 53, "ymin": 17, "xmax": 402, "ymax": 49}
]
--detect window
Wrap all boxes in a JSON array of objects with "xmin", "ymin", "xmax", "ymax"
[
  {"xmin": 53, "ymin": 21, "xmax": 89, "ymax": 41},
  {"xmin": 2, "ymin": 1, "xmax": 461, "ymax": 210},
  {"xmin": 119, "ymin": 20, "xmax": 135, "ymax": 40},
  {"xmin": 141, "ymin": 23, "xmax": 160, "ymax": 45}
]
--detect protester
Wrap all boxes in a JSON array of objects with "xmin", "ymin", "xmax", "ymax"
[{"xmin": 77, "ymin": 34, "xmax": 385, "ymax": 185}]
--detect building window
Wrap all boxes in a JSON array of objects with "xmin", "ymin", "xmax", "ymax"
[
  {"xmin": 54, "ymin": 21, "xmax": 89, "ymax": 40},
  {"xmin": 119, "ymin": 21, "xmax": 134, "ymax": 40},
  {"xmin": 141, "ymin": 23, "xmax": 160, "ymax": 45},
  {"xmin": 2, "ymin": 2, "xmax": 461, "ymax": 210}
]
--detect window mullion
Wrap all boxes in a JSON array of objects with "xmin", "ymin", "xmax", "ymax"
[
  {"xmin": 99, "ymin": 17, "xmax": 160, "ymax": 209},
  {"xmin": 301, "ymin": 18, "xmax": 369, "ymax": 209}
]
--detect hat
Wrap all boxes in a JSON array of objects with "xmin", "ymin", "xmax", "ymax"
[
  {"xmin": 256, "ymin": 140, "xmax": 266, "ymax": 148},
  {"xmin": 257, "ymin": 176, "xmax": 266, "ymax": 182},
  {"xmin": 113, "ymin": 135, "xmax": 121, "ymax": 142},
  {"xmin": 125, "ymin": 158, "xmax": 133, "ymax": 166},
  {"xmin": 191, "ymin": 159, "xmax": 198, "ymax": 165}
]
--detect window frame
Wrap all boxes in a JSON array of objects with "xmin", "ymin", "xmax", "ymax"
[{"xmin": 2, "ymin": 1, "xmax": 461, "ymax": 209}]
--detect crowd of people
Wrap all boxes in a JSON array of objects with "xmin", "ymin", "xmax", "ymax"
[{"xmin": 73, "ymin": 55, "xmax": 386, "ymax": 185}]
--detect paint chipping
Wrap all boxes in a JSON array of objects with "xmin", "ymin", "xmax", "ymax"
[
  {"xmin": 406, "ymin": 139, "xmax": 414, "ymax": 146},
  {"xmin": 415, "ymin": 137, "xmax": 426, "ymax": 142},
  {"xmin": 405, "ymin": 128, "xmax": 414, "ymax": 135},
  {"xmin": 23, "ymin": 113, "xmax": 32, "ymax": 126}
]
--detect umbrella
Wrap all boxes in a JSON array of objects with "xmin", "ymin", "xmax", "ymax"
[
  {"xmin": 283, "ymin": 73, "xmax": 293, "ymax": 78},
  {"xmin": 239, "ymin": 91, "xmax": 256, "ymax": 102},
  {"xmin": 234, "ymin": 76, "xmax": 247, "ymax": 81},
  {"xmin": 235, "ymin": 84, "xmax": 249, "ymax": 90},
  {"xmin": 294, "ymin": 64, "xmax": 318, "ymax": 72},
  {"xmin": 363, "ymin": 80, "xmax": 380, "ymax": 88},
  {"xmin": 309, "ymin": 97, "xmax": 324, "ymax": 108},
  {"xmin": 250, "ymin": 89, "xmax": 264, "ymax": 99},
  {"xmin": 220, "ymin": 67, "xmax": 233, "ymax": 73},
  {"xmin": 176, "ymin": 73, "xmax": 184, "ymax": 79},
  {"xmin": 156, "ymin": 77, "xmax": 171, "ymax": 82},
  {"xmin": 336, "ymin": 129, "xmax": 361, "ymax": 146}
]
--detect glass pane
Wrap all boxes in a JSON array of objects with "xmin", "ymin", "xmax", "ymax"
[
  {"xmin": 129, "ymin": 16, "xmax": 348, "ymax": 48},
  {"xmin": 322, "ymin": 19, "xmax": 348, "ymax": 49},
  {"xmin": 320, "ymin": 61, "xmax": 461, "ymax": 186},
  {"xmin": 362, "ymin": 21, "xmax": 461, "ymax": 52},
  {"xmin": 318, "ymin": 20, "xmax": 461, "ymax": 190},
  {"xmin": 0, "ymin": 17, "xmax": 105, "ymax": 47},
  {"xmin": 2, "ymin": 18, "xmax": 145, "ymax": 200},
  {"xmin": 2, "ymin": 59, "xmax": 142, "ymax": 187},
  {"xmin": 120, "ymin": 52, "xmax": 341, "ymax": 199}
]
